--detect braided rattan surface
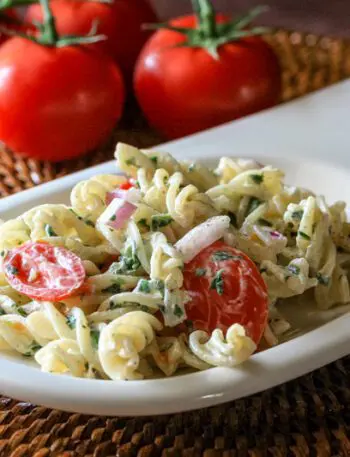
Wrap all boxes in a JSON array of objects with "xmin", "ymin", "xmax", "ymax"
[{"xmin": 0, "ymin": 29, "xmax": 350, "ymax": 457}]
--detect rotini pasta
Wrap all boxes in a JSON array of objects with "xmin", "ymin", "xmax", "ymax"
[{"xmin": 0, "ymin": 142, "xmax": 349, "ymax": 381}]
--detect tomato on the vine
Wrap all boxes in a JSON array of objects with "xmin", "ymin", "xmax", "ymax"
[
  {"xmin": 134, "ymin": 3, "xmax": 281, "ymax": 139},
  {"xmin": 0, "ymin": 36, "xmax": 124, "ymax": 161},
  {"xmin": 183, "ymin": 241, "xmax": 268, "ymax": 344},
  {"xmin": 26, "ymin": 0, "xmax": 158, "ymax": 81}
]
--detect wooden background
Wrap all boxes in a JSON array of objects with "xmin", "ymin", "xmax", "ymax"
[{"xmin": 150, "ymin": 0, "xmax": 350, "ymax": 37}]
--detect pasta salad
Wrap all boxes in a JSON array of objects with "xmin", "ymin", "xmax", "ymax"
[{"xmin": 0, "ymin": 143, "xmax": 349, "ymax": 381}]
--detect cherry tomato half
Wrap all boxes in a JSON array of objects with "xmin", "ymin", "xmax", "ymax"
[
  {"xmin": 4, "ymin": 241, "xmax": 86, "ymax": 301},
  {"xmin": 183, "ymin": 241, "xmax": 268, "ymax": 344}
]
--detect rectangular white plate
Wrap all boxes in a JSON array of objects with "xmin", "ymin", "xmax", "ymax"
[{"xmin": 0, "ymin": 80, "xmax": 350, "ymax": 416}]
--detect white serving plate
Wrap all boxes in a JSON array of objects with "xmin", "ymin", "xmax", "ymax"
[{"xmin": 1, "ymin": 80, "xmax": 350, "ymax": 416}]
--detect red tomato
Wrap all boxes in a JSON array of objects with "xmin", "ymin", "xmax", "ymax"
[
  {"xmin": 4, "ymin": 241, "xmax": 86, "ymax": 301},
  {"xmin": 119, "ymin": 181, "xmax": 134, "ymax": 190},
  {"xmin": 134, "ymin": 14, "xmax": 281, "ymax": 139},
  {"xmin": 183, "ymin": 241, "xmax": 268, "ymax": 344},
  {"xmin": 26, "ymin": 0, "xmax": 158, "ymax": 82},
  {"xmin": 0, "ymin": 37, "xmax": 124, "ymax": 161}
]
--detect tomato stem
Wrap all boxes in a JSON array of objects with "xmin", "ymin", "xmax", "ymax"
[
  {"xmin": 192, "ymin": 0, "xmax": 217, "ymax": 39},
  {"xmin": 0, "ymin": 0, "xmax": 107, "ymax": 47},
  {"xmin": 40, "ymin": 0, "xmax": 58, "ymax": 44},
  {"xmin": 144, "ymin": 3, "xmax": 270, "ymax": 60}
]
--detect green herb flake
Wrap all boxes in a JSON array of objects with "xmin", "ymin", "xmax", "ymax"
[
  {"xmin": 316, "ymin": 272, "xmax": 330, "ymax": 286},
  {"xmin": 151, "ymin": 214, "xmax": 173, "ymax": 231},
  {"xmin": 185, "ymin": 319, "xmax": 194, "ymax": 331},
  {"xmin": 258, "ymin": 218, "xmax": 272, "ymax": 227},
  {"xmin": 150, "ymin": 156, "xmax": 158, "ymax": 164},
  {"xmin": 228, "ymin": 212, "xmax": 238, "ymax": 228},
  {"xmin": 0, "ymin": 308, "xmax": 5, "ymax": 316},
  {"xmin": 210, "ymin": 269, "xmax": 225, "ymax": 295},
  {"xmin": 126, "ymin": 157, "xmax": 136, "ymax": 166},
  {"xmin": 298, "ymin": 231, "xmax": 311, "ymax": 241},
  {"xmin": 84, "ymin": 219, "xmax": 95, "ymax": 228},
  {"xmin": 12, "ymin": 304, "xmax": 27, "ymax": 317},
  {"xmin": 0, "ymin": 250, "xmax": 6, "ymax": 258},
  {"xmin": 23, "ymin": 341, "xmax": 42, "ymax": 357},
  {"xmin": 212, "ymin": 251, "xmax": 241, "ymax": 262},
  {"xmin": 6, "ymin": 265, "xmax": 18, "ymax": 276},
  {"xmin": 109, "ymin": 214, "xmax": 117, "ymax": 221},
  {"xmin": 287, "ymin": 264, "xmax": 300, "ymax": 275},
  {"xmin": 138, "ymin": 218, "xmax": 150, "ymax": 230},
  {"xmin": 246, "ymin": 197, "xmax": 262, "ymax": 216},
  {"xmin": 66, "ymin": 314, "xmax": 76, "ymax": 330},
  {"xmin": 291, "ymin": 210, "xmax": 304, "ymax": 221},
  {"xmin": 110, "ymin": 300, "xmax": 123, "ymax": 310},
  {"xmin": 140, "ymin": 305, "xmax": 150, "ymax": 313},
  {"xmin": 45, "ymin": 224, "xmax": 57, "ymax": 237},
  {"xmin": 155, "ymin": 279, "xmax": 165, "ymax": 297},
  {"xmin": 195, "ymin": 268, "xmax": 206, "ymax": 277},
  {"xmin": 260, "ymin": 268, "xmax": 267, "ymax": 274},
  {"xmin": 250, "ymin": 174, "xmax": 264, "ymax": 185},
  {"xmin": 174, "ymin": 304, "xmax": 183, "ymax": 318},
  {"xmin": 90, "ymin": 330, "xmax": 100, "ymax": 350},
  {"xmin": 139, "ymin": 279, "xmax": 151, "ymax": 293},
  {"xmin": 188, "ymin": 163, "xmax": 195, "ymax": 172},
  {"xmin": 102, "ymin": 281, "xmax": 123, "ymax": 294}
]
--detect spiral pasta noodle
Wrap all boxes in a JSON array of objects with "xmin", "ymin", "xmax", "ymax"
[{"xmin": 1, "ymin": 142, "xmax": 350, "ymax": 381}]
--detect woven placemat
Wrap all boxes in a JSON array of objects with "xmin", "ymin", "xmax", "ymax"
[{"xmin": 1, "ymin": 29, "xmax": 350, "ymax": 456}]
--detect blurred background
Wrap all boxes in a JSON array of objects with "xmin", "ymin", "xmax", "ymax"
[{"xmin": 151, "ymin": 0, "xmax": 350, "ymax": 37}]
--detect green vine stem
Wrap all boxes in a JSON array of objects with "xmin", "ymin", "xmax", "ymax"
[
  {"xmin": 0, "ymin": 0, "xmax": 107, "ymax": 47},
  {"xmin": 145, "ymin": 0, "xmax": 270, "ymax": 59}
]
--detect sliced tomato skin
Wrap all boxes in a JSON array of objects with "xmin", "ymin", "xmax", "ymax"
[
  {"xmin": 4, "ymin": 241, "xmax": 86, "ymax": 301},
  {"xmin": 183, "ymin": 241, "xmax": 268, "ymax": 344}
]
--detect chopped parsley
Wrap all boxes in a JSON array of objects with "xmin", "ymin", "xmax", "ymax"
[
  {"xmin": 258, "ymin": 218, "xmax": 272, "ymax": 227},
  {"xmin": 6, "ymin": 265, "xmax": 18, "ymax": 276},
  {"xmin": 316, "ymin": 272, "xmax": 330, "ymax": 286},
  {"xmin": 291, "ymin": 210, "xmax": 304, "ymax": 221},
  {"xmin": 111, "ymin": 244, "xmax": 141, "ymax": 274},
  {"xmin": 228, "ymin": 212, "xmax": 238, "ymax": 228},
  {"xmin": 45, "ymin": 224, "xmax": 57, "ymax": 237},
  {"xmin": 155, "ymin": 279, "xmax": 165, "ymax": 297},
  {"xmin": 0, "ymin": 308, "xmax": 4, "ymax": 316},
  {"xmin": 23, "ymin": 341, "xmax": 42, "ymax": 357},
  {"xmin": 287, "ymin": 264, "xmax": 300, "ymax": 275},
  {"xmin": 185, "ymin": 319, "xmax": 194, "ymax": 331},
  {"xmin": 84, "ymin": 219, "xmax": 95, "ymax": 228},
  {"xmin": 139, "ymin": 279, "xmax": 151, "ymax": 293},
  {"xmin": 174, "ymin": 304, "xmax": 183, "ymax": 318},
  {"xmin": 0, "ymin": 250, "xmax": 6, "ymax": 258},
  {"xmin": 109, "ymin": 301, "xmax": 123, "ymax": 310},
  {"xmin": 151, "ymin": 214, "xmax": 173, "ymax": 231},
  {"xmin": 102, "ymin": 281, "xmax": 123, "ymax": 294},
  {"xmin": 246, "ymin": 197, "xmax": 262, "ymax": 216},
  {"xmin": 90, "ymin": 330, "xmax": 100, "ymax": 350},
  {"xmin": 195, "ymin": 268, "xmax": 206, "ymax": 277},
  {"xmin": 150, "ymin": 156, "xmax": 158, "ymax": 164},
  {"xmin": 298, "ymin": 231, "xmax": 311, "ymax": 241},
  {"xmin": 212, "ymin": 251, "xmax": 241, "ymax": 262},
  {"xmin": 140, "ymin": 305, "xmax": 150, "ymax": 313},
  {"xmin": 11, "ymin": 304, "xmax": 27, "ymax": 317},
  {"xmin": 69, "ymin": 209, "xmax": 94, "ymax": 227},
  {"xmin": 126, "ymin": 157, "xmax": 136, "ymax": 166},
  {"xmin": 138, "ymin": 218, "xmax": 150, "ymax": 230},
  {"xmin": 250, "ymin": 174, "xmax": 264, "ymax": 185},
  {"xmin": 109, "ymin": 215, "xmax": 117, "ymax": 221},
  {"xmin": 188, "ymin": 163, "xmax": 195, "ymax": 172},
  {"xmin": 66, "ymin": 314, "xmax": 76, "ymax": 330},
  {"xmin": 210, "ymin": 269, "xmax": 225, "ymax": 295}
]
